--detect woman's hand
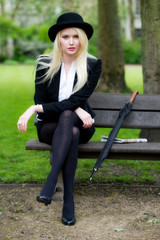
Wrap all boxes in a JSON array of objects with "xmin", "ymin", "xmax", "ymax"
[
  {"xmin": 17, "ymin": 105, "xmax": 43, "ymax": 133},
  {"xmin": 75, "ymin": 107, "xmax": 93, "ymax": 129}
]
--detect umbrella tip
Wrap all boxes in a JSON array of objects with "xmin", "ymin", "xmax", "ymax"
[
  {"xmin": 89, "ymin": 169, "xmax": 97, "ymax": 181},
  {"xmin": 89, "ymin": 176, "xmax": 93, "ymax": 182}
]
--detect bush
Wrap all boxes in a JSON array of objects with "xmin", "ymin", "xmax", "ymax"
[
  {"xmin": 23, "ymin": 24, "xmax": 38, "ymax": 41},
  {"xmin": 23, "ymin": 58, "xmax": 35, "ymax": 65},
  {"xmin": 88, "ymin": 44, "xmax": 98, "ymax": 57},
  {"xmin": 3, "ymin": 59, "xmax": 18, "ymax": 65},
  {"xmin": 0, "ymin": 55, "xmax": 7, "ymax": 63},
  {"xmin": 43, "ymin": 48, "xmax": 52, "ymax": 54},
  {"xmin": 37, "ymin": 25, "xmax": 50, "ymax": 43},
  {"xmin": 14, "ymin": 40, "xmax": 50, "ymax": 59},
  {"xmin": 14, "ymin": 55, "xmax": 28, "ymax": 63},
  {"xmin": 123, "ymin": 39, "xmax": 141, "ymax": 64},
  {"xmin": 13, "ymin": 56, "xmax": 35, "ymax": 65}
]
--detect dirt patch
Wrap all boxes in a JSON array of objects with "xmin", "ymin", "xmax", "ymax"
[{"xmin": 0, "ymin": 183, "xmax": 160, "ymax": 240}]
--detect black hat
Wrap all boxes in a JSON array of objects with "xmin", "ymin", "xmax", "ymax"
[{"xmin": 48, "ymin": 12, "xmax": 93, "ymax": 42}]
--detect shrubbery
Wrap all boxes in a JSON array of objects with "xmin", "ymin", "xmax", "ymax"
[
  {"xmin": 88, "ymin": 38, "xmax": 142, "ymax": 64},
  {"xmin": 0, "ymin": 18, "xmax": 142, "ymax": 65},
  {"xmin": 123, "ymin": 39, "xmax": 141, "ymax": 64}
]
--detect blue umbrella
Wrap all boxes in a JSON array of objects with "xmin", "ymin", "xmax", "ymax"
[{"xmin": 90, "ymin": 90, "xmax": 138, "ymax": 181}]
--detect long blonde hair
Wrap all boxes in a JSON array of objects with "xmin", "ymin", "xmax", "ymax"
[{"xmin": 36, "ymin": 28, "xmax": 94, "ymax": 93}]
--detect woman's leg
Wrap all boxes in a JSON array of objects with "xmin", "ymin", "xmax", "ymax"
[
  {"xmin": 38, "ymin": 122, "xmax": 57, "ymax": 145},
  {"xmin": 39, "ymin": 110, "xmax": 81, "ymax": 199},
  {"xmin": 62, "ymin": 126, "xmax": 80, "ymax": 219}
]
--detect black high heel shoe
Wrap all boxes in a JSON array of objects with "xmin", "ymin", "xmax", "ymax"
[
  {"xmin": 62, "ymin": 216, "xmax": 76, "ymax": 226},
  {"xmin": 36, "ymin": 195, "xmax": 52, "ymax": 206}
]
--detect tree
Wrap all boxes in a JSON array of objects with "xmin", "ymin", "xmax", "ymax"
[
  {"xmin": 128, "ymin": 0, "xmax": 136, "ymax": 42},
  {"xmin": 97, "ymin": 0, "xmax": 128, "ymax": 92},
  {"xmin": 140, "ymin": 0, "xmax": 160, "ymax": 141}
]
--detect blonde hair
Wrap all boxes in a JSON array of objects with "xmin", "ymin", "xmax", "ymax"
[{"xmin": 36, "ymin": 28, "xmax": 94, "ymax": 93}]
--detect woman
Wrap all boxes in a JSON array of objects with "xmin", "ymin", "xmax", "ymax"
[{"xmin": 17, "ymin": 12, "xmax": 102, "ymax": 226}]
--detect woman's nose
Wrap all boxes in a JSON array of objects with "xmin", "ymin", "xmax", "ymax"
[{"xmin": 69, "ymin": 37, "xmax": 73, "ymax": 45}]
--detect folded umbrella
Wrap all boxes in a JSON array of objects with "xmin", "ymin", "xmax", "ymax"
[{"xmin": 90, "ymin": 90, "xmax": 138, "ymax": 181}]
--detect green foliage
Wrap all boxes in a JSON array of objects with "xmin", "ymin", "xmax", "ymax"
[
  {"xmin": 23, "ymin": 24, "xmax": 38, "ymax": 41},
  {"xmin": 3, "ymin": 59, "xmax": 18, "ymax": 65},
  {"xmin": 22, "ymin": 24, "xmax": 50, "ymax": 43},
  {"xmin": 123, "ymin": 39, "xmax": 142, "ymax": 64},
  {"xmin": 0, "ymin": 55, "xmax": 7, "ymax": 62},
  {"xmin": 0, "ymin": 6, "xmax": 141, "ymax": 65},
  {"xmin": 37, "ymin": 25, "xmax": 51, "ymax": 42},
  {"xmin": 0, "ymin": 16, "xmax": 22, "ymax": 45},
  {"xmin": 11, "ymin": 23, "xmax": 52, "ymax": 60},
  {"xmin": 14, "ymin": 40, "xmax": 50, "ymax": 59},
  {"xmin": 88, "ymin": 44, "xmax": 98, "ymax": 57},
  {"xmin": 43, "ymin": 48, "xmax": 53, "ymax": 54},
  {"xmin": 23, "ymin": 58, "xmax": 35, "ymax": 65}
]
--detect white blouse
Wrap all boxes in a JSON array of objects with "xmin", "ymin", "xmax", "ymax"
[{"xmin": 58, "ymin": 62, "xmax": 76, "ymax": 102}]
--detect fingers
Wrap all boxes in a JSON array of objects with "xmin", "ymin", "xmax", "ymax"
[
  {"xmin": 17, "ymin": 106, "xmax": 35, "ymax": 133},
  {"xmin": 74, "ymin": 107, "xmax": 94, "ymax": 129},
  {"xmin": 17, "ymin": 117, "xmax": 27, "ymax": 133},
  {"xmin": 82, "ymin": 117, "xmax": 94, "ymax": 129}
]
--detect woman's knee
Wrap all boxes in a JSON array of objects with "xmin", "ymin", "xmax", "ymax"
[
  {"xmin": 58, "ymin": 110, "xmax": 81, "ymax": 128},
  {"xmin": 72, "ymin": 126, "xmax": 80, "ymax": 141},
  {"xmin": 60, "ymin": 110, "xmax": 74, "ymax": 119},
  {"xmin": 59, "ymin": 110, "xmax": 78, "ymax": 125}
]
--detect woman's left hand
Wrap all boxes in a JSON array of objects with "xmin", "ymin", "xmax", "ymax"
[{"xmin": 75, "ymin": 107, "xmax": 93, "ymax": 129}]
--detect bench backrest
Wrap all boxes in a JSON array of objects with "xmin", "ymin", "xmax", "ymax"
[{"xmin": 88, "ymin": 93, "xmax": 160, "ymax": 129}]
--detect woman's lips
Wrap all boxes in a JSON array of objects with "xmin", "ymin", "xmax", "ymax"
[{"xmin": 68, "ymin": 47, "xmax": 75, "ymax": 51}]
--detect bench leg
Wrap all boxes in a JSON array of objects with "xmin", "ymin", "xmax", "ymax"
[{"xmin": 50, "ymin": 152, "xmax": 64, "ymax": 201}]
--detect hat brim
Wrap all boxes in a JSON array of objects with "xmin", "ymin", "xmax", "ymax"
[{"xmin": 48, "ymin": 22, "xmax": 93, "ymax": 42}]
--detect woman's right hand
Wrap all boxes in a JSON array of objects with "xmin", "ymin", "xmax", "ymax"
[
  {"xmin": 17, "ymin": 106, "xmax": 36, "ymax": 133},
  {"xmin": 75, "ymin": 107, "xmax": 93, "ymax": 129},
  {"xmin": 17, "ymin": 104, "xmax": 43, "ymax": 133}
]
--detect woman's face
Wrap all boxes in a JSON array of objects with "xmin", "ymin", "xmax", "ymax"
[{"xmin": 60, "ymin": 28, "xmax": 81, "ymax": 58}]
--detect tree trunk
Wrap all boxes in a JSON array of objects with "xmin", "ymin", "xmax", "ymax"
[
  {"xmin": 128, "ymin": 0, "xmax": 136, "ymax": 42},
  {"xmin": 141, "ymin": 0, "xmax": 160, "ymax": 94},
  {"xmin": 97, "ymin": 0, "xmax": 127, "ymax": 93},
  {"xmin": 140, "ymin": 0, "xmax": 160, "ymax": 141}
]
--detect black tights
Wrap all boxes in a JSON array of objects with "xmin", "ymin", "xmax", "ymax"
[{"xmin": 38, "ymin": 110, "xmax": 82, "ymax": 219}]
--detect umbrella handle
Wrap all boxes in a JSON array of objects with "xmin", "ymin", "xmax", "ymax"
[{"xmin": 129, "ymin": 90, "xmax": 138, "ymax": 103}]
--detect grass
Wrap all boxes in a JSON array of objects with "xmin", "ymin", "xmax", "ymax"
[
  {"xmin": 125, "ymin": 65, "xmax": 143, "ymax": 93},
  {"xmin": 0, "ymin": 64, "xmax": 159, "ymax": 184}
]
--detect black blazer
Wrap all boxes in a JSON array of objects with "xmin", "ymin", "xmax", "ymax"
[{"xmin": 34, "ymin": 57, "xmax": 102, "ymax": 123}]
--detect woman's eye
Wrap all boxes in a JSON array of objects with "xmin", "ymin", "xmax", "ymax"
[
  {"xmin": 62, "ymin": 35, "xmax": 79, "ymax": 39},
  {"xmin": 62, "ymin": 35, "xmax": 68, "ymax": 39}
]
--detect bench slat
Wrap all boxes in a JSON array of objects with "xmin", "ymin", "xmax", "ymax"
[
  {"xmin": 94, "ymin": 110, "xmax": 160, "ymax": 128},
  {"xmin": 89, "ymin": 93, "xmax": 160, "ymax": 111},
  {"xmin": 26, "ymin": 139, "xmax": 51, "ymax": 151},
  {"xmin": 26, "ymin": 139, "xmax": 160, "ymax": 160}
]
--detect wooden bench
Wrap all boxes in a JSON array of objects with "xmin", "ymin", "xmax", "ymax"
[{"xmin": 26, "ymin": 93, "xmax": 160, "ymax": 198}]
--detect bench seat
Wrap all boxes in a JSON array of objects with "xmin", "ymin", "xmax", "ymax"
[{"xmin": 26, "ymin": 139, "xmax": 160, "ymax": 161}]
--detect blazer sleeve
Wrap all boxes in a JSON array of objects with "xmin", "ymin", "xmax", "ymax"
[
  {"xmin": 34, "ymin": 67, "xmax": 49, "ymax": 105},
  {"xmin": 42, "ymin": 58, "xmax": 102, "ymax": 114}
]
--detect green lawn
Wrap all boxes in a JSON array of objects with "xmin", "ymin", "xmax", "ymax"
[
  {"xmin": 0, "ymin": 64, "xmax": 159, "ymax": 183},
  {"xmin": 125, "ymin": 65, "xmax": 143, "ymax": 94}
]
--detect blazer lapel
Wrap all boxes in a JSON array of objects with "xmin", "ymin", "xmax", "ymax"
[
  {"xmin": 73, "ymin": 73, "xmax": 78, "ymax": 90},
  {"xmin": 48, "ymin": 67, "xmax": 61, "ymax": 102}
]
